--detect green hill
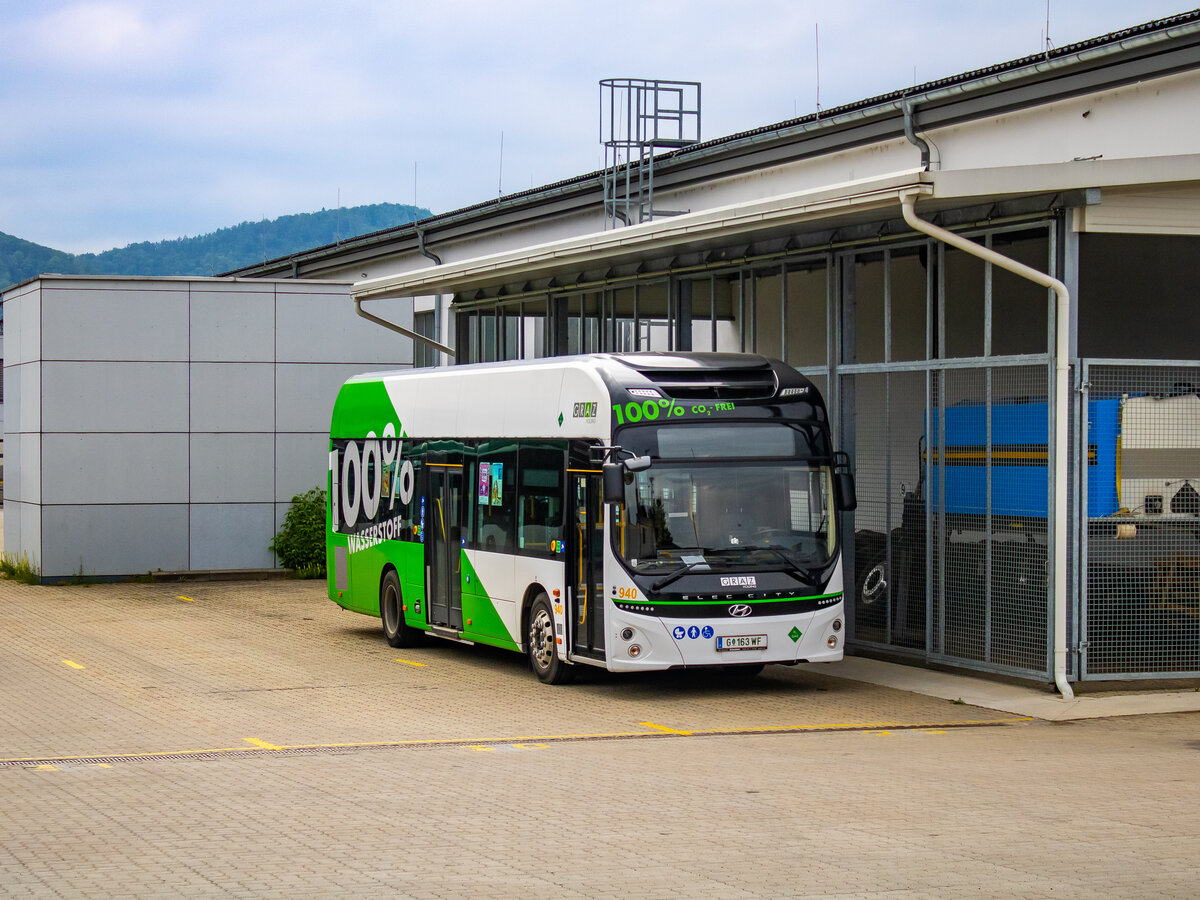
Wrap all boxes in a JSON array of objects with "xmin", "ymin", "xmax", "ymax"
[{"xmin": 0, "ymin": 202, "xmax": 430, "ymax": 291}]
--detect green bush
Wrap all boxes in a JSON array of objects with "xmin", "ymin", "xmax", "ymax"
[{"xmin": 270, "ymin": 487, "xmax": 327, "ymax": 576}]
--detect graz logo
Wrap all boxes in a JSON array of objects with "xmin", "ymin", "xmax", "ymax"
[
  {"xmin": 728, "ymin": 604, "xmax": 753, "ymax": 617},
  {"xmin": 721, "ymin": 575, "xmax": 757, "ymax": 588},
  {"xmin": 572, "ymin": 401, "xmax": 598, "ymax": 418}
]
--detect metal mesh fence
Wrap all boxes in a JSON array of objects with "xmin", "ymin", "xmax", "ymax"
[
  {"xmin": 846, "ymin": 363, "xmax": 1053, "ymax": 678},
  {"xmin": 1082, "ymin": 362, "xmax": 1200, "ymax": 678},
  {"xmin": 847, "ymin": 370, "xmax": 927, "ymax": 650}
]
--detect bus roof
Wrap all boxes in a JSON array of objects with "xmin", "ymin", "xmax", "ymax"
[{"xmin": 331, "ymin": 352, "xmax": 823, "ymax": 440}]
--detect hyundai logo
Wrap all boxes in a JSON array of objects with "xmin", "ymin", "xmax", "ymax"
[{"xmin": 728, "ymin": 604, "xmax": 753, "ymax": 618}]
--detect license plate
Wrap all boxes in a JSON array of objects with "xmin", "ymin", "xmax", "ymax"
[{"xmin": 716, "ymin": 634, "xmax": 767, "ymax": 651}]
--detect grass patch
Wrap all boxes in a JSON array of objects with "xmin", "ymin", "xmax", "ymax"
[
  {"xmin": 0, "ymin": 551, "xmax": 41, "ymax": 585},
  {"xmin": 289, "ymin": 562, "xmax": 326, "ymax": 580}
]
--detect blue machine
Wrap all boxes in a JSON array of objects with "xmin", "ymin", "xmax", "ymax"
[{"xmin": 927, "ymin": 398, "xmax": 1120, "ymax": 519}]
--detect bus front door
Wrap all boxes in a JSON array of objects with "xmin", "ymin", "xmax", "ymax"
[
  {"xmin": 570, "ymin": 472, "xmax": 605, "ymax": 659},
  {"xmin": 425, "ymin": 459, "xmax": 464, "ymax": 633}
]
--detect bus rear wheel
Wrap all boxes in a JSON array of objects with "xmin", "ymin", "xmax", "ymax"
[
  {"xmin": 381, "ymin": 570, "xmax": 421, "ymax": 648},
  {"xmin": 528, "ymin": 594, "xmax": 573, "ymax": 685}
]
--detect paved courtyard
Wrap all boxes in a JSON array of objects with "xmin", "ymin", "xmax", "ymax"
[{"xmin": 0, "ymin": 576, "xmax": 1197, "ymax": 898}]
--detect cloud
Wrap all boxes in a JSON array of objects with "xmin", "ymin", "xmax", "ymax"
[{"xmin": 0, "ymin": 0, "xmax": 1190, "ymax": 253}]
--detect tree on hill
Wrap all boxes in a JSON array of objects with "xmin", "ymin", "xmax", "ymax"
[{"xmin": 1, "ymin": 202, "xmax": 430, "ymax": 290}]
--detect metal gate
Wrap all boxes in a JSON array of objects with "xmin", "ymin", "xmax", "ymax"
[
  {"xmin": 845, "ymin": 361, "xmax": 1055, "ymax": 680},
  {"xmin": 1080, "ymin": 360, "xmax": 1200, "ymax": 679}
]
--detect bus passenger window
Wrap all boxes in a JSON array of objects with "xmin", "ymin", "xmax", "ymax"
[
  {"xmin": 476, "ymin": 450, "xmax": 517, "ymax": 550},
  {"xmin": 519, "ymin": 448, "xmax": 564, "ymax": 554}
]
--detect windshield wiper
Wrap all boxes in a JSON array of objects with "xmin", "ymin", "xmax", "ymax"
[
  {"xmin": 647, "ymin": 551, "xmax": 735, "ymax": 592},
  {"xmin": 736, "ymin": 545, "xmax": 837, "ymax": 587},
  {"xmin": 650, "ymin": 560, "xmax": 710, "ymax": 592}
]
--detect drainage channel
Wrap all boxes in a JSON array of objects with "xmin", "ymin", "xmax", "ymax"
[{"xmin": 0, "ymin": 717, "xmax": 1031, "ymax": 769}]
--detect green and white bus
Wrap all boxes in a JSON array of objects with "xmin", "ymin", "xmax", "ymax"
[{"xmin": 326, "ymin": 352, "xmax": 856, "ymax": 684}]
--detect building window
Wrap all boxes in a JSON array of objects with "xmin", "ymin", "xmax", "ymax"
[{"xmin": 413, "ymin": 310, "xmax": 436, "ymax": 368}]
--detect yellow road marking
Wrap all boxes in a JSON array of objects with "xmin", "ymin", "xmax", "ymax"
[
  {"xmin": 0, "ymin": 717, "xmax": 1033, "ymax": 768},
  {"xmin": 394, "ymin": 658, "xmax": 427, "ymax": 667},
  {"xmin": 61, "ymin": 660, "xmax": 85, "ymax": 670},
  {"xmin": 242, "ymin": 738, "xmax": 281, "ymax": 751},
  {"xmin": 639, "ymin": 721, "xmax": 694, "ymax": 735},
  {"xmin": 95, "ymin": 764, "xmax": 112, "ymax": 768},
  {"xmin": 177, "ymin": 595, "xmax": 196, "ymax": 602},
  {"xmin": 35, "ymin": 764, "xmax": 59, "ymax": 771},
  {"xmin": 469, "ymin": 745, "xmax": 496, "ymax": 752}
]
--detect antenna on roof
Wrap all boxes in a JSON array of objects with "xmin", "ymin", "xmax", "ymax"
[
  {"xmin": 498, "ymin": 131, "xmax": 505, "ymax": 197},
  {"xmin": 1044, "ymin": 0, "xmax": 1053, "ymax": 57},
  {"xmin": 815, "ymin": 23, "xmax": 821, "ymax": 117}
]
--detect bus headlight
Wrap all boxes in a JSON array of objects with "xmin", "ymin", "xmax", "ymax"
[
  {"xmin": 628, "ymin": 644, "xmax": 643, "ymax": 658},
  {"xmin": 832, "ymin": 618, "xmax": 843, "ymax": 632},
  {"xmin": 620, "ymin": 627, "xmax": 635, "ymax": 641},
  {"xmin": 827, "ymin": 635, "xmax": 838, "ymax": 649}
]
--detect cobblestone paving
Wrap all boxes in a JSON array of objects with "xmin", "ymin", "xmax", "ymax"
[{"xmin": 1, "ymin": 578, "xmax": 1197, "ymax": 898}]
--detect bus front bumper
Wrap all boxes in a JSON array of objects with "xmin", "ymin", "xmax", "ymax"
[{"xmin": 604, "ymin": 604, "xmax": 845, "ymax": 672}]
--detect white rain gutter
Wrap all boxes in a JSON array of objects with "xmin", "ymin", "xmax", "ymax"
[
  {"xmin": 352, "ymin": 170, "xmax": 931, "ymax": 302},
  {"xmin": 900, "ymin": 191, "xmax": 1074, "ymax": 700}
]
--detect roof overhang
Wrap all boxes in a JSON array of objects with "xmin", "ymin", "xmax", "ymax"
[
  {"xmin": 351, "ymin": 153, "xmax": 1200, "ymax": 304},
  {"xmin": 352, "ymin": 170, "xmax": 932, "ymax": 302}
]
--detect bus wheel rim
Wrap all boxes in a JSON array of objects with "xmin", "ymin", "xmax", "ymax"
[{"xmin": 530, "ymin": 607, "xmax": 554, "ymax": 670}]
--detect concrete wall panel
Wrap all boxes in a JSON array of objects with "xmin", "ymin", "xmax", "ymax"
[
  {"xmin": 1, "ymin": 499, "xmax": 40, "ymax": 567},
  {"xmin": 276, "ymin": 292, "xmax": 411, "ymax": 364},
  {"xmin": 190, "ymin": 503, "xmax": 277, "ymax": 570},
  {"xmin": 40, "ymin": 283, "xmax": 189, "ymax": 361},
  {"xmin": 41, "ymin": 433, "xmax": 189, "ymax": 505},
  {"xmin": 189, "ymin": 432, "xmax": 275, "ymax": 503},
  {"xmin": 276, "ymin": 362, "xmax": 373, "ymax": 433},
  {"xmin": 42, "ymin": 362, "xmax": 190, "ymax": 432},
  {"xmin": 2, "ymin": 283, "xmax": 42, "ymax": 366},
  {"xmin": 190, "ymin": 363, "xmax": 275, "ymax": 432},
  {"xmin": 190, "ymin": 284, "xmax": 276, "ymax": 362},
  {"xmin": 6, "ymin": 433, "xmax": 41, "ymax": 504},
  {"xmin": 40, "ymin": 504, "xmax": 189, "ymax": 578},
  {"xmin": 5, "ymin": 362, "xmax": 41, "ymax": 434},
  {"xmin": 275, "ymin": 431, "xmax": 328, "ymax": 503}
]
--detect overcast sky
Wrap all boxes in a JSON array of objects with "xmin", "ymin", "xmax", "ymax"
[{"xmin": 1, "ymin": 0, "xmax": 1193, "ymax": 254}]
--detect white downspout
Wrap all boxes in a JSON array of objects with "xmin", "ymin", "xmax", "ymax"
[{"xmin": 900, "ymin": 192, "xmax": 1074, "ymax": 700}]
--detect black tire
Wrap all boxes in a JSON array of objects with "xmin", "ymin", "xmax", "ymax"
[
  {"xmin": 527, "ymin": 594, "xmax": 573, "ymax": 685},
  {"xmin": 859, "ymin": 558, "xmax": 888, "ymax": 607},
  {"xmin": 381, "ymin": 570, "xmax": 421, "ymax": 648}
]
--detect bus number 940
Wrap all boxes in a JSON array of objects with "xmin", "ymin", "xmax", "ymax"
[{"xmin": 616, "ymin": 587, "xmax": 638, "ymax": 600}]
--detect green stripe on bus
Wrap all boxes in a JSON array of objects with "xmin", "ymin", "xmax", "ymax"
[{"xmin": 643, "ymin": 592, "xmax": 842, "ymax": 606}]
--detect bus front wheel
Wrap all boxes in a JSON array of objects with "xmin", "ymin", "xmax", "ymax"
[
  {"xmin": 528, "ymin": 594, "xmax": 573, "ymax": 685},
  {"xmin": 381, "ymin": 570, "xmax": 421, "ymax": 648}
]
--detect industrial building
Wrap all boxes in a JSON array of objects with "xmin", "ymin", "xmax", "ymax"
[{"xmin": 6, "ymin": 11, "xmax": 1200, "ymax": 689}]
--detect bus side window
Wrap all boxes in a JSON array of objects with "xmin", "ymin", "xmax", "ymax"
[
  {"xmin": 477, "ymin": 449, "xmax": 517, "ymax": 550},
  {"xmin": 519, "ymin": 447, "xmax": 564, "ymax": 554}
]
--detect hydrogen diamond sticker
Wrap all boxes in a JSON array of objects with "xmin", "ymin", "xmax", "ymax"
[{"xmin": 789, "ymin": 626, "xmax": 803, "ymax": 642}]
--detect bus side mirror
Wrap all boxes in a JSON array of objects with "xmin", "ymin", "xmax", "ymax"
[
  {"xmin": 603, "ymin": 464, "xmax": 625, "ymax": 504},
  {"xmin": 625, "ymin": 455, "xmax": 652, "ymax": 472},
  {"xmin": 603, "ymin": 455, "xmax": 651, "ymax": 503},
  {"xmin": 833, "ymin": 451, "xmax": 857, "ymax": 511},
  {"xmin": 835, "ymin": 472, "xmax": 857, "ymax": 511}
]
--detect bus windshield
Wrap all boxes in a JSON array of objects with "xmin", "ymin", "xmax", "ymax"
[{"xmin": 614, "ymin": 424, "xmax": 837, "ymax": 582}]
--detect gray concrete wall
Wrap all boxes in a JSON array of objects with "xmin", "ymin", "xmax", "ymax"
[{"xmin": 2, "ymin": 276, "xmax": 412, "ymax": 579}]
